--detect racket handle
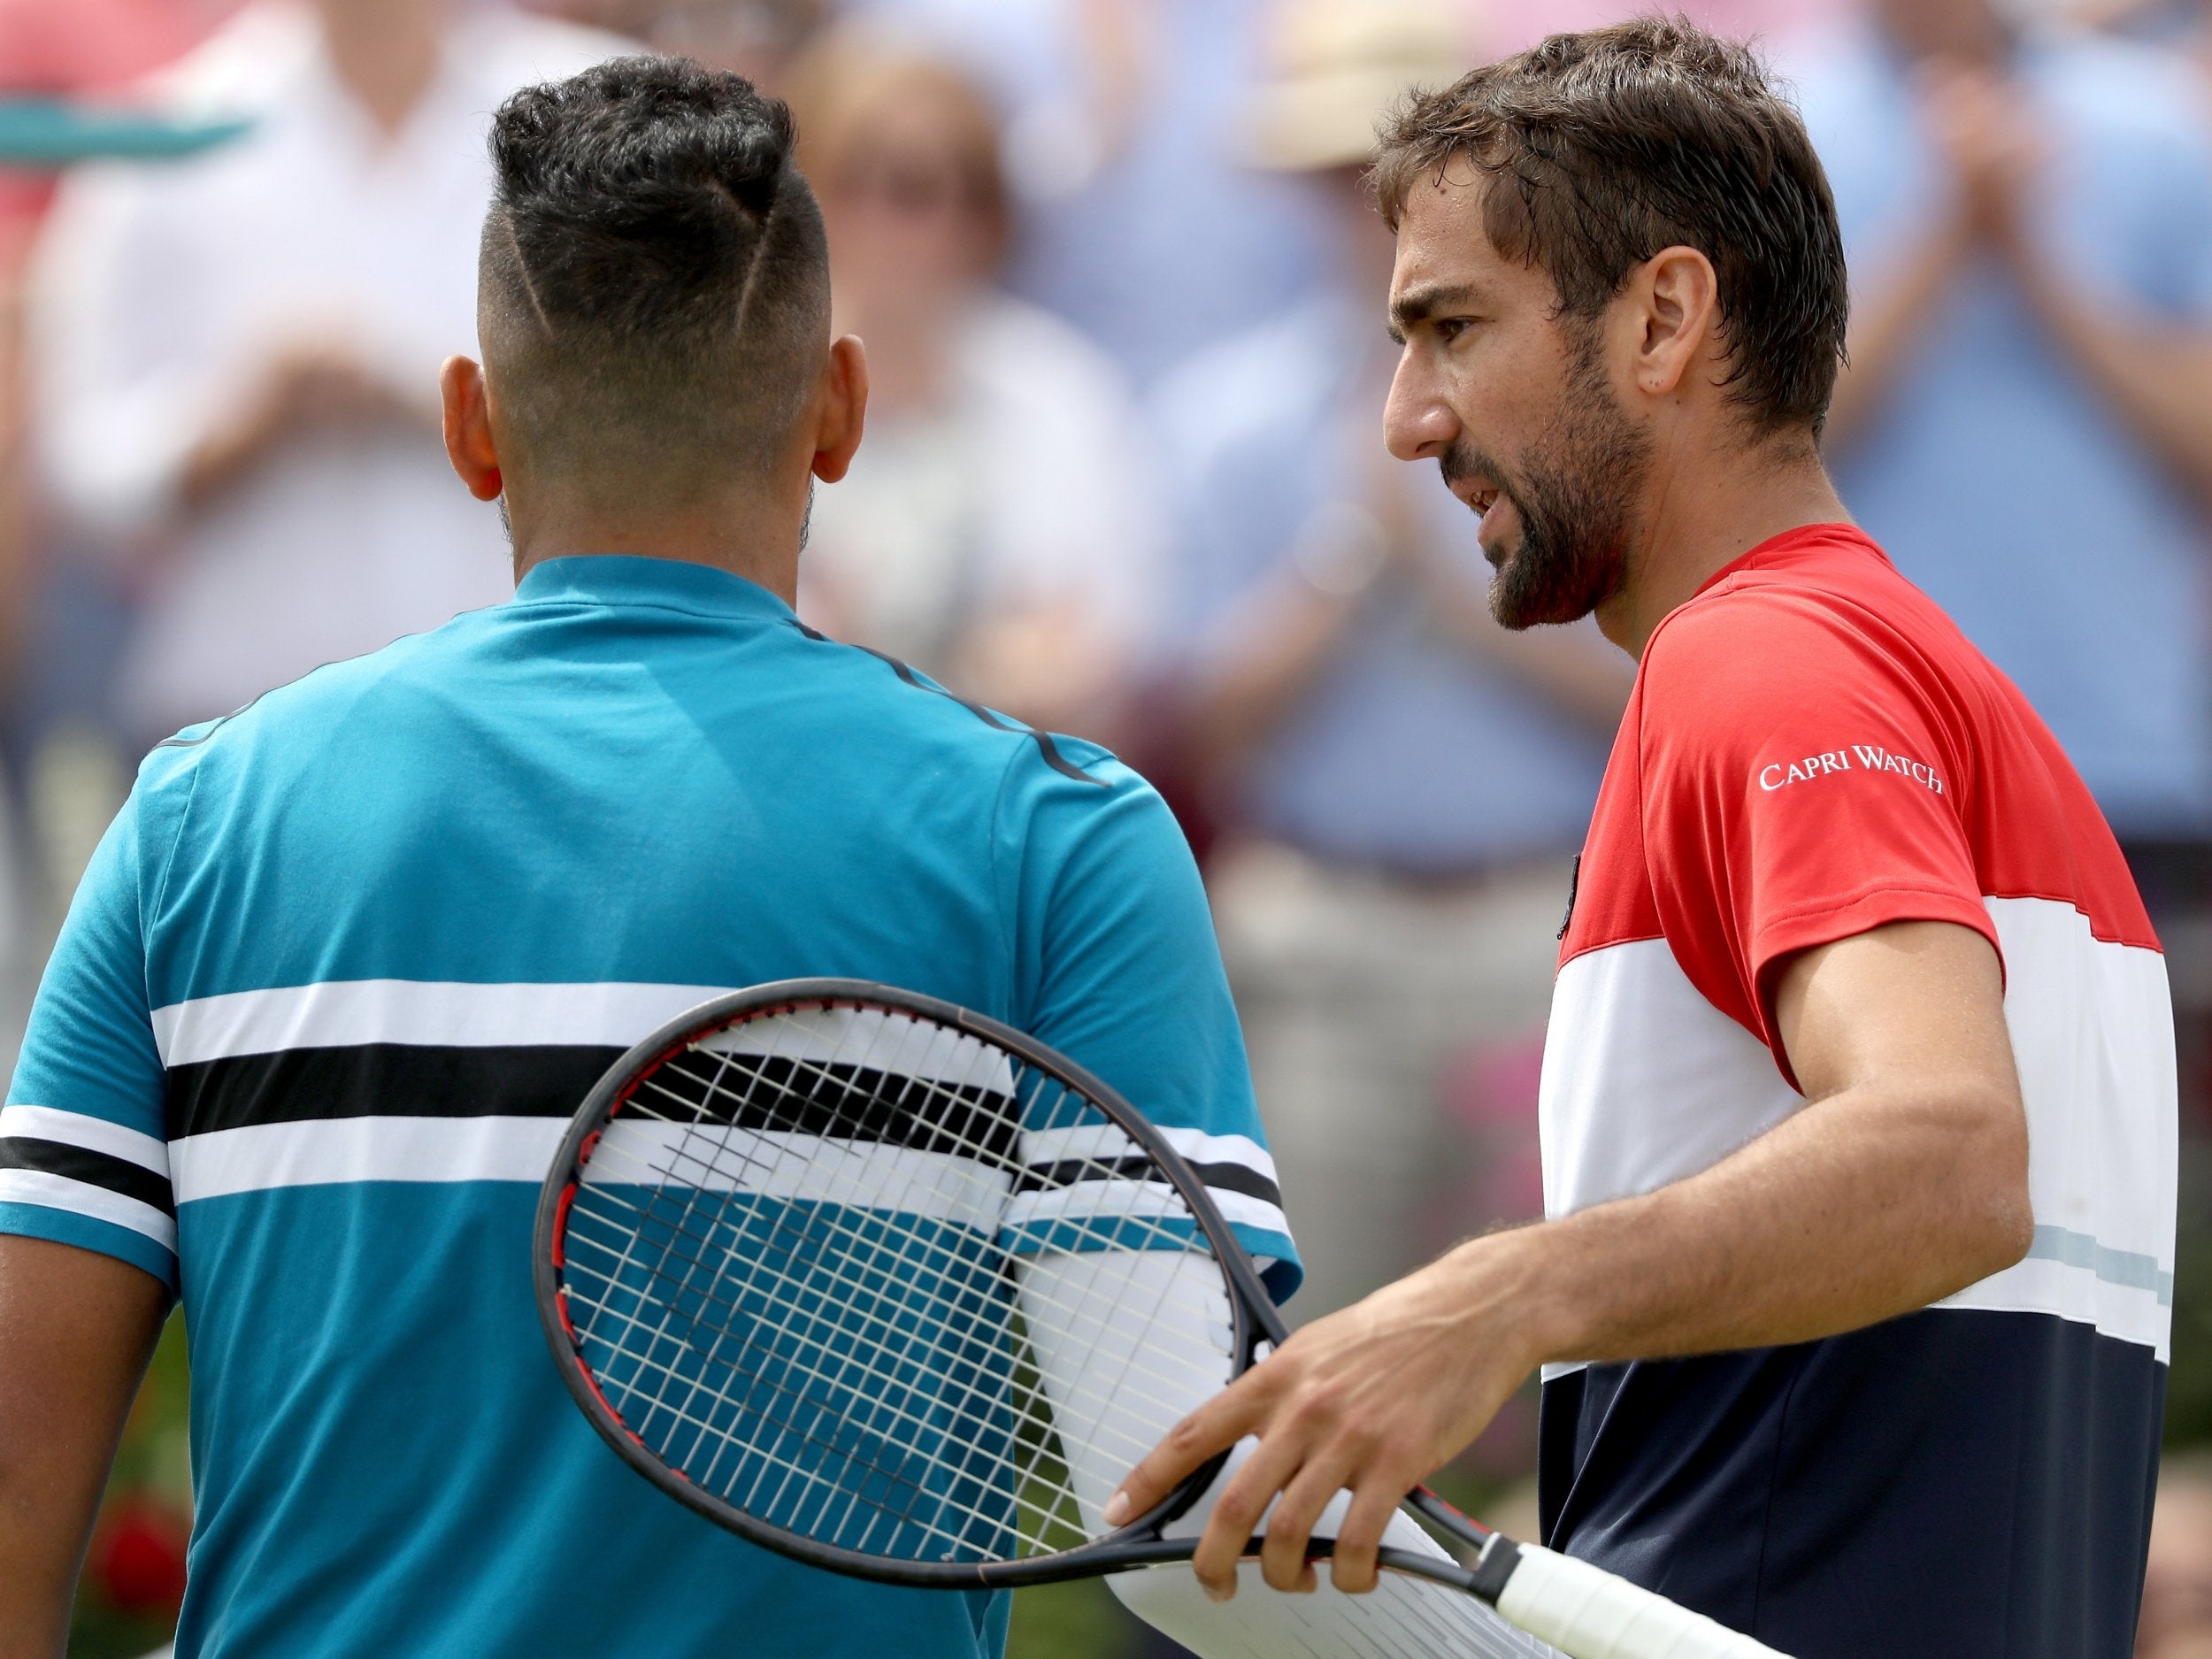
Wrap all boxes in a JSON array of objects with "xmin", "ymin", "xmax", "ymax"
[{"xmin": 1493, "ymin": 1542, "xmax": 1793, "ymax": 1659}]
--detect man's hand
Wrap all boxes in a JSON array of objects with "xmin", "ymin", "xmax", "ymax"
[
  {"xmin": 1104, "ymin": 1241, "xmax": 1547, "ymax": 1600},
  {"xmin": 0, "ymin": 1236, "xmax": 166, "ymax": 1659},
  {"xmin": 1924, "ymin": 65, "xmax": 2044, "ymax": 262},
  {"xmin": 1107, "ymin": 919, "xmax": 2030, "ymax": 1602}
]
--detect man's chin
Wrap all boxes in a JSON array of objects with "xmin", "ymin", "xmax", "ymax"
[
  {"xmin": 1492, "ymin": 564, "xmax": 1605, "ymax": 631},
  {"xmin": 1486, "ymin": 550, "xmax": 1554, "ymax": 631}
]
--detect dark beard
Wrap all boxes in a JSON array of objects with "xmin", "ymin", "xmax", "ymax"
[{"xmin": 1443, "ymin": 334, "xmax": 1649, "ymax": 630}]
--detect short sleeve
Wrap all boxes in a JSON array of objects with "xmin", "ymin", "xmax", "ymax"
[
  {"xmin": 0, "ymin": 789, "xmax": 176, "ymax": 1294},
  {"xmin": 997, "ymin": 745, "xmax": 1302, "ymax": 1300},
  {"xmin": 1637, "ymin": 593, "xmax": 1998, "ymax": 1079}
]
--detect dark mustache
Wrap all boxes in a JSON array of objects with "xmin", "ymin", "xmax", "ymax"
[{"xmin": 1439, "ymin": 441, "xmax": 1510, "ymax": 495}]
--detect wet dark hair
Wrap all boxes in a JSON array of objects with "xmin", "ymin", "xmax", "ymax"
[
  {"xmin": 481, "ymin": 55, "xmax": 830, "ymax": 480},
  {"xmin": 1373, "ymin": 16, "xmax": 1847, "ymax": 436}
]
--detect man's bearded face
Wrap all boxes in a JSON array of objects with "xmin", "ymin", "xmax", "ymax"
[{"xmin": 1440, "ymin": 326, "xmax": 1650, "ymax": 630}]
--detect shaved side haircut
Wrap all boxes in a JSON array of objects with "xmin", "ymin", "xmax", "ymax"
[{"xmin": 482, "ymin": 57, "xmax": 831, "ymax": 490}]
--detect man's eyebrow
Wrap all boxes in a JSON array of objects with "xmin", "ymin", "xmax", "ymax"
[{"xmin": 1388, "ymin": 281, "xmax": 1481, "ymax": 335}]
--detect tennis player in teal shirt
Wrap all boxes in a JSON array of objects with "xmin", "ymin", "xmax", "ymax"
[{"xmin": 0, "ymin": 58, "xmax": 1294, "ymax": 1659}]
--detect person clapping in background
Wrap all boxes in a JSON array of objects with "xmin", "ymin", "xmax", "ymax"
[{"xmin": 27, "ymin": 0, "xmax": 617, "ymax": 748}]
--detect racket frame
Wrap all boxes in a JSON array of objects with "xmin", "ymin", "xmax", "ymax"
[{"xmin": 534, "ymin": 977, "xmax": 1286, "ymax": 1589}]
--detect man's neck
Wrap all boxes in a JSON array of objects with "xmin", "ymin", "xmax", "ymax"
[
  {"xmin": 505, "ymin": 495, "xmax": 808, "ymax": 606},
  {"xmin": 1595, "ymin": 433, "xmax": 1851, "ymax": 660}
]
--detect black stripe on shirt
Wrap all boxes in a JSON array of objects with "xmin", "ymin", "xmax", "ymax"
[
  {"xmin": 0, "ymin": 1137, "xmax": 174, "ymax": 1215},
  {"xmin": 165, "ymin": 1044, "xmax": 1021, "ymax": 1164},
  {"xmin": 640, "ymin": 1054, "xmax": 1021, "ymax": 1164},
  {"xmin": 1012, "ymin": 1155, "xmax": 1282, "ymax": 1210},
  {"xmin": 165, "ymin": 1044, "xmax": 624, "ymax": 1140}
]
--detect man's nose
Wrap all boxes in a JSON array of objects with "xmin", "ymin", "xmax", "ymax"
[{"xmin": 1383, "ymin": 352, "xmax": 1456, "ymax": 463}]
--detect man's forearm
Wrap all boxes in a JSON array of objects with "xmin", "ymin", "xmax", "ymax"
[
  {"xmin": 1188, "ymin": 580, "xmax": 1361, "ymax": 760},
  {"xmin": 1474, "ymin": 1077, "xmax": 2032, "ymax": 1373}
]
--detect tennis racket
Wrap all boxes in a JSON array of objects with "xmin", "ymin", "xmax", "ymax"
[{"xmin": 533, "ymin": 979, "xmax": 1790, "ymax": 1659}]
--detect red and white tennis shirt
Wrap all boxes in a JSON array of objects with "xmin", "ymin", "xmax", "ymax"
[{"xmin": 1537, "ymin": 524, "xmax": 2172, "ymax": 1657}]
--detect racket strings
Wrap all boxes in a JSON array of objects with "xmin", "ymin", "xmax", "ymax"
[
  {"xmin": 688, "ymin": 1020, "xmax": 1213, "ymax": 1548},
  {"xmin": 642, "ymin": 1042, "xmax": 1229, "ymax": 1443},
  {"xmin": 557, "ymin": 1221, "xmax": 1212, "ymax": 1557},
  {"xmin": 562, "ymin": 1003, "xmax": 1231, "ymax": 1562},
  {"xmin": 590, "ymin": 1022, "xmax": 1052, "ymax": 1552},
  {"xmin": 607, "ymin": 1048, "xmax": 1229, "ymax": 1470},
  {"xmin": 564, "ymin": 1164, "xmax": 1224, "ymax": 1462}
]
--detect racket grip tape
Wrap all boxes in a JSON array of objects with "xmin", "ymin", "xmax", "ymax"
[{"xmin": 1487, "ymin": 1541, "xmax": 1794, "ymax": 1659}]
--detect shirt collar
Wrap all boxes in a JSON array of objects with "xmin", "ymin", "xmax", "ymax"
[
  {"xmin": 509, "ymin": 555, "xmax": 797, "ymax": 622},
  {"xmin": 1693, "ymin": 521, "xmax": 1886, "ymax": 598}
]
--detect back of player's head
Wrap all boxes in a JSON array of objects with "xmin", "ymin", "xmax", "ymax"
[
  {"xmin": 480, "ymin": 57, "xmax": 831, "ymax": 490},
  {"xmin": 1372, "ymin": 17, "xmax": 1847, "ymax": 436}
]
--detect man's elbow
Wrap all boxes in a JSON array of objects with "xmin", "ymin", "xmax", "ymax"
[
  {"xmin": 1961, "ymin": 1175, "xmax": 2035, "ymax": 1285},
  {"xmin": 1947, "ymin": 1091, "xmax": 2035, "ymax": 1288}
]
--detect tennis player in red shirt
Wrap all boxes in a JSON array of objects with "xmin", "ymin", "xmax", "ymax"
[{"xmin": 1110, "ymin": 19, "xmax": 2174, "ymax": 1657}]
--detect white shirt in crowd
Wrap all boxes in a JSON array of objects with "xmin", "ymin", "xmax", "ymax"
[{"xmin": 29, "ymin": 1, "xmax": 619, "ymax": 741}]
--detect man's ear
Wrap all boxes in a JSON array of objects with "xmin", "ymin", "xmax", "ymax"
[
  {"xmin": 809, "ymin": 334, "xmax": 869, "ymax": 485},
  {"xmin": 1621, "ymin": 244, "xmax": 1722, "ymax": 403},
  {"xmin": 440, "ymin": 355, "xmax": 504, "ymax": 503}
]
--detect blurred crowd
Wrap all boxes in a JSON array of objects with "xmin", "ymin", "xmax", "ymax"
[{"xmin": 12, "ymin": 0, "xmax": 2212, "ymax": 1652}]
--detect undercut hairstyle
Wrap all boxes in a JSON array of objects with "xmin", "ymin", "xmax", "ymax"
[
  {"xmin": 481, "ymin": 57, "xmax": 830, "ymax": 484},
  {"xmin": 1373, "ymin": 16, "xmax": 1847, "ymax": 436}
]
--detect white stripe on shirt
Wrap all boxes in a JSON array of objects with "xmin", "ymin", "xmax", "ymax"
[
  {"xmin": 0, "ymin": 1168, "xmax": 176, "ymax": 1253},
  {"xmin": 0, "ymin": 1104, "xmax": 169, "ymax": 1171}
]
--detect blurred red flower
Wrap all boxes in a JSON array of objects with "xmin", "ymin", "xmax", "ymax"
[{"xmin": 87, "ymin": 1491, "xmax": 188, "ymax": 1616}]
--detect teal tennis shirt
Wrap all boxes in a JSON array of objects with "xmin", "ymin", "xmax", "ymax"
[{"xmin": 0, "ymin": 555, "xmax": 1297, "ymax": 1658}]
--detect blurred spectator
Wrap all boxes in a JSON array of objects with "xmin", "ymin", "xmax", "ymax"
[
  {"xmin": 784, "ymin": 28, "xmax": 1159, "ymax": 740},
  {"xmin": 26, "ymin": 0, "xmax": 617, "ymax": 747},
  {"xmin": 1787, "ymin": 0, "xmax": 2212, "ymax": 1153},
  {"xmin": 2140, "ymin": 1456, "xmax": 2212, "ymax": 1659},
  {"xmin": 1148, "ymin": 0, "xmax": 1630, "ymax": 1321},
  {"xmin": 1480, "ymin": 0, "xmax": 1842, "ymax": 57},
  {"xmin": 1790, "ymin": 0, "xmax": 2212, "ymax": 847},
  {"xmin": 849, "ymin": 0, "xmax": 1326, "ymax": 388},
  {"xmin": 550, "ymin": 0, "xmax": 826, "ymax": 88}
]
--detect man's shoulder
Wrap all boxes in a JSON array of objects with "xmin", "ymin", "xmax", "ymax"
[
  {"xmin": 799, "ymin": 640, "xmax": 1179, "ymax": 861},
  {"xmin": 809, "ymin": 641, "xmax": 1160, "ymax": 847},
  {"xmin": 1637, "ymin": 529, "xmax": 1975, "ymax": 733},
  {"xmin": 1650, "ymin": 528, "xmax": 1929, "ymax": 653},
  {"xmin": 134, "ymin": 611, "xmax": 490, "ymax": 787}
]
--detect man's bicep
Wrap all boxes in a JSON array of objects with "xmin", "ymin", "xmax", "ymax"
[
  {"xmin": 1772, "ymin": 920, "xmax": 2021, "ymax": 1115},
  {"xmin": 1768, "ymin": 921, "xmax": 2034, "ymax": 1301}
]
